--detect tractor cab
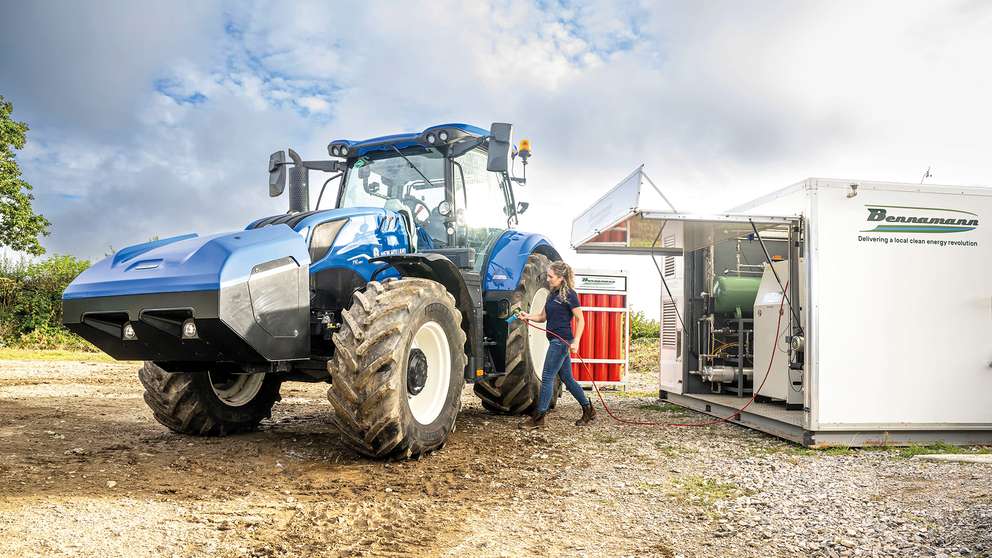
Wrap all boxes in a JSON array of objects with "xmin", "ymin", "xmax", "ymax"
[{"xmin": 329, "ymin": 123, "xmax": 530, "ymax": 272}]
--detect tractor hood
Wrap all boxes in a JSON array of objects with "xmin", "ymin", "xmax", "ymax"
[
  {"xmin": 63, "ymin": 225, "xmax": 311, "ymax": 363},
  {"xmin": 65, "ymin": 226, "xmax": 309, "ymax": 300}
]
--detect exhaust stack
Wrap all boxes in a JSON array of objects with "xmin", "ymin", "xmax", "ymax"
[{"xmin": 287, "ymin": 149, "xmax": 309, "ymax": 213}]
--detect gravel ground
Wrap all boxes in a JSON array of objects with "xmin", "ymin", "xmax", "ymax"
[{"xmin": 0, "ymin": 353, "xmax": 989, "ymax": 557}]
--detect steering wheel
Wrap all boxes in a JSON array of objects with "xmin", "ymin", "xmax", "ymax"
[{"xmin": 402, "ymin": 197, "xmax": 432, "ymax": 224}]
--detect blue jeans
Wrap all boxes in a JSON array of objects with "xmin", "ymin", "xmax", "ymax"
[{"xmin": 537, "ymin": 338, "xmax": 590, "ymax": 413}]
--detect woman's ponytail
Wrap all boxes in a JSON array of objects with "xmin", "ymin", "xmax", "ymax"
[{"xmin": 549, "ymin": 260, "xmax": 575, "ymax": 303}]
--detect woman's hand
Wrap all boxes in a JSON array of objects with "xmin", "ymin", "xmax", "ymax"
[
  {"xmin": 517, "ymin": 311, "xmax": 530, "ymax": 321},
  {"xmin": 570, "ymin": 340, "xmax": 580, "ymax": 353}
]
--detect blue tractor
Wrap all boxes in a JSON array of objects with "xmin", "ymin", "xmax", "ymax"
[{"xmin": 63, "ymin": 122, "xmax": 561, "ymax": 459}]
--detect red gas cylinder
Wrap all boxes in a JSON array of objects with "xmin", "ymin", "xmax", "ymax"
[{"xmin": 571, "ymin": 270, "xmax": 629, "ymax": 388}]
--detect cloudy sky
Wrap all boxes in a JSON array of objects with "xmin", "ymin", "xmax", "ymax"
[{"xmin": 2, "ymin": 0, "xmax": 991, "ymax": 316}]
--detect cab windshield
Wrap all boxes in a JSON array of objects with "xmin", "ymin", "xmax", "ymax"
[{"xmin": 338, "ymin": 150, "xmax": 448, "ymax": 247}]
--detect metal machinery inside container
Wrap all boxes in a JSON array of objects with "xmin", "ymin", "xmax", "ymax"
[
  {"xmin": 691, "ymin": 232, "xmax": 785, "ymax": 396},
  {"xmin": 675, "ymin": 221, "xmax": 805, "ymax": 410}
]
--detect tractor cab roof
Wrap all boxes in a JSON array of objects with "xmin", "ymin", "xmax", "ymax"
[{"xmin": 328, "ymin": 123, "xmax": 489, "ymax": 158}]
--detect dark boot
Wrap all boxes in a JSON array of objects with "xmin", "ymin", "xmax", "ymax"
[
  {"xmin": 522, "ymin": 411, "xmax": 546, "ymax": 430},
  {"xmin": 575, "ymin": 403, "xmax": 596, "ymax": 426}
]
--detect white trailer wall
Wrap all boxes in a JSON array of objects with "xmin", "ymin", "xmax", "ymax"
[{"xmin": 739, "ymin": 179, "xmax": 992, "ymax": 431}]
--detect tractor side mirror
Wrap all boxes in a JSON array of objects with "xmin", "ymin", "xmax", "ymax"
[
  {"xmin": 486, "ymin": 122, "xmax": 512, "ymax": 172},
  {"xmin": 269, "ymin": 150, "xmax": 287, "ymax": 197},
  {"xmin": 516, "ymin": 201, "xmax": 529, "ymax": 215}
]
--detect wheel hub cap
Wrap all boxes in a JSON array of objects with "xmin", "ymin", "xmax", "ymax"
[{"xmin": 407, "ymin": 348, "xmax": 428, "ymax": 396}]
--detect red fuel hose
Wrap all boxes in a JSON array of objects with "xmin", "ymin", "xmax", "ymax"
[{"xmin": 519, "ymin": 283, "xmax": 789, "ymax": 427}]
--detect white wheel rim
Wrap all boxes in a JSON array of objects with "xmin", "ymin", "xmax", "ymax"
[
  {"xmin": 408, "ymin": 320, "xmax": 452, "ymax": 425},
  {"xmin": 527, "ymin": 287, "xmax": 550, "ymax": 380},
  {"xmin": 208, "ymin": 371, "xmax": 265, "ymax": 407}
]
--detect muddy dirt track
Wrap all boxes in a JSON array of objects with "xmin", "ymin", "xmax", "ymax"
[{"xmin": 1, "ymin": 359, "xmax": 990, "ymax": 557}]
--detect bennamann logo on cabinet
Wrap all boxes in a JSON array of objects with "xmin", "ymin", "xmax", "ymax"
[{"xmin": 861, "ymin": 205, "xmax": 979, "ymax": 234}]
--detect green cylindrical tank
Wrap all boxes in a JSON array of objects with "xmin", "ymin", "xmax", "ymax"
[{"xmin": 713, "ymin": 275, "xmax": 761, "ymax": 317}]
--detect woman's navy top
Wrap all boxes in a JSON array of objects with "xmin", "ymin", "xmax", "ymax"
[{"xmin": 544, "ymin": 288, "xmax": 580, "ymax": 342}]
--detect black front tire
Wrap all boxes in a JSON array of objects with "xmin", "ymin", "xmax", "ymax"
[
  {"xmin": 138, "ymin": 362, "xmax": 281, "ymax": 436},
  {"xmin": 474, "ymin": 252, "xmax": 561, "ymax": 415},
  {"xmin": 326, "ymin": 278, "xmax": 467, "ymax": 460}
]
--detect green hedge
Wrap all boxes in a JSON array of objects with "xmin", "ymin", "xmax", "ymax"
[
  {"xmin": 630, "ymin": 310, "xmax": 660, "ymax": 339},
  {"xmin": 0, "ymin": 255, "xmax": 95, "ymax": 351}
]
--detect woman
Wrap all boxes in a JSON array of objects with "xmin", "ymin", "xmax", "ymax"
[{"xmin": 518, "ymin": 260, "xmax": 596, "ymax": 429}]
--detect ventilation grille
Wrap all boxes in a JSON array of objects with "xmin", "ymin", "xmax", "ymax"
[
  {"xmin": 661, "ymin": 299, "xmax": 678, "ymax": 348},
  {"xmin": 663, "ymin": 234, "xmax": 676, "ymax": 277}
]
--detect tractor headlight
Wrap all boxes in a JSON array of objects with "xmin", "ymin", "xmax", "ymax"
[
  {"xmin": 182, "ymin": 319, "xmax": 198, "ymax": 340},
  {"xmin": 331, "ymin": 145, "xmax": 341, "ymax": 156},
  {"xmin": 438, "ymin": 130, "xmax": 449, "ymax": 142},
  {"xmin": 340, "ymin": 146, "xmax": 349, "ymax": 156},
  {"xmin": 438, "ymin": 201, "xmax": 451, "ymax": 216},
  {"xmin": 426, "ymin": 133, "xmax": 436, "ymax": 145},
  {"xmin": 122, "ymin": 322, "xmax": 137, "ymax": 341}
]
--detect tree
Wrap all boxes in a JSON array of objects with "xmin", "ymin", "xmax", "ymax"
[{"xmin": 0, "ymin": 96, "xmax": 50, "ymax": 255}]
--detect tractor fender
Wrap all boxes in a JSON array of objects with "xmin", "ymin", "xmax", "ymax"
[
  {"xmin": 482, "ymin": 231, "xmax": 561, "ymax": 292},
  {"xmin": 370, "ymin": 253, "xmax": 481, "ymax": 378}
]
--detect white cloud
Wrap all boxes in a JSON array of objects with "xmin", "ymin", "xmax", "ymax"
[{"xmin": 297, "ymin": 96, "xmax": 332, "ymax": 114}]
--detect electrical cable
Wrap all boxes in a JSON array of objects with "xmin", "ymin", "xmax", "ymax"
[
  {"xmin": 748, "ymin": 219, "xmax": 803, "ymax": 335},
  {"xmin": 745, "ymin": 219, "xmax": 805, "ymax": 393},
  {"xmin": 517, "ymin": 281, "xmax": 787, "ymax": 428}
]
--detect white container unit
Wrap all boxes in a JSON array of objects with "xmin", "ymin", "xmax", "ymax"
[
  {"xmin": 573, "ymin": 171, "xmax": 992, "ymax": 446},
  {"xmin": 736, "ymin": 178, "xmax": 991, "ymax": 443}
]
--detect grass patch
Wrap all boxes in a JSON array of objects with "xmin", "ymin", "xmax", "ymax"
[
  {"xmin": 761, "ymin": 444, "xmax": 870, "ymax": 457},
  {"xmin": 610, "ymin": 389, "xmax": 657, "ymax": 399},
  {"xmin": 629, "ymin": 337, "xmax": 660, "ymax": 373},
  {"xmin": 652, "ymin": 441, "xmax": 697, "ymax": 457},
  {"xmin": 669, "ymin": 475, "xmax": 750, "ymax": 506},
  {"xmin": 895, "ymin": 443, "xmax": 992, "ymax": 458},
  {"xmin": 757, "ymin": 442, "xmax": 992, "ymax": 459},
  {"xmin": 0, "ymin": 348, "xmax": 113, "ymax": 362},
  {"xmin": 593, "ymin": 433, "xmax": 620, "ymax": 444},
  {"xmin": 638, "ymin": 402, "xmax": 697, "ymax": 417},
  {"xmin": 819, "ymin": 446, "xmax": 854, "ymax": 456},
  {"xmin": 637, "ymin": 480, "xmax": 667, "ymax": 492}
]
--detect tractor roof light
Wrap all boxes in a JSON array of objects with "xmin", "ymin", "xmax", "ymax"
[
  {"xmin": 328, "ymin": 143, "xmax": 352, "ymax": 158},
  {"xmin": 422, "ymin": 127, "xmax": 471, "ymax": 147}
]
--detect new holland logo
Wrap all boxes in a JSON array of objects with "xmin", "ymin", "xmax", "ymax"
[{"xmin": 862, "ymin": 205, "xmax": 979, "ymax": 234}]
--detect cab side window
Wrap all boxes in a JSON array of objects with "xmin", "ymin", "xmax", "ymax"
[{"xmin": 453, "ymin": 149, "xmax": 512, "ymax": 270}]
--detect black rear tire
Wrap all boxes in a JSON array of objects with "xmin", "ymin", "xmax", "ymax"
[
  {"xmin": 326, "ymin": 278, "xmax": 467, "ymax": 460},
  {"xmin": 138, "ymin": 362, "xmax": 281, "ymax": 436},
  {"xmin": 474, "ymin": 252, "xmax": 561, "ymax": 415}
]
